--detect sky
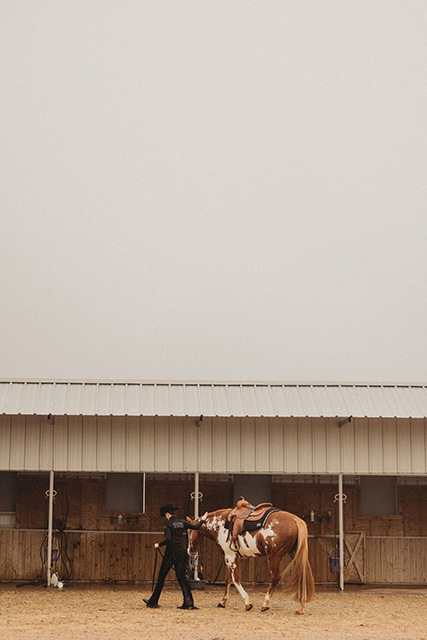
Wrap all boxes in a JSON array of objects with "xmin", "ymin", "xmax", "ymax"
[{"xmin": 1, "ymin": 1, "xmax": 427, "ymax": 384}]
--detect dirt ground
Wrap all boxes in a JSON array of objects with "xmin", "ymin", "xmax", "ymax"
[{"xmin": 0, "ymin": 583, "xmax": 426, "ymax": 640}]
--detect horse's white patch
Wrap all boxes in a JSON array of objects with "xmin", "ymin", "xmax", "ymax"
[
  {"xmin": 236, "ymin": 532, "xmax": 261, "ymax": 558},
  {"xmin": 206, "ymin": 515, "xmax": 222, "ymax": 532},
  {"xmin": 216, "ymin": 524, "xmax": 232, "ymax": 551},
  {"xmin": 214, "ymin": 523, "xmax": 262, "ymax": 558},
  {"xmin": 260, "ymin": 523, "xmax": 275, "ymax": 539},
  {"xmin": 232, "ymin": 577, "xmax": 250, "ymax": 604},
  {"xmin": 259, "ymin": 524, "xmax": 276, "ymax": 549},
  {"xmin": 224, "ymin": 557, "xmax": 250, "ymax": 605}
]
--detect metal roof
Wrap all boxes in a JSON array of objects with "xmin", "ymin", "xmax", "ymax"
[{"xmin": 1, "ymin": 381, "xmax": 427, "ymax": 418}]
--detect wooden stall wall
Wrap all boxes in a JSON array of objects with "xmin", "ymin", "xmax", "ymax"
[
  {"xmin": 1, "ymin": 476, "xmax": 426, "ymax": 584},
  {"xmin": 272, "ymin": 480, "xmax": 427, "ymax": 584},
  {"xmin": 14, "ymin": 474, "xmax": 234, "ymax": 532},
  {"xmin": 1, "ymin": 474, "xmax": 235, "ymax": 583}
]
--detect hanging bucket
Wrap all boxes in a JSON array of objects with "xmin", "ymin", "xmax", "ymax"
[
  {"xmin": 328, "ymin": 548, "xmax": 340, "ymax": 574},
  {"xmin": 46, "ymin": 548, "xmax": 59, "ymax": 563}
]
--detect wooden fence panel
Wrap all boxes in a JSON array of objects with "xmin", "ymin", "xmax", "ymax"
[
  {"xmin": 365, "ymin": 537, "xmax": 427, "ymax": 584},
  {"xmin": 1, "ymin": 530, "xmax": 426, "ymax": 585}
]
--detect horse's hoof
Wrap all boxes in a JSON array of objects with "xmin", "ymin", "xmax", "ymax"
[
  {"xmin": 295, "ymin": 609, "xmax": 304, "ymax": 615},
  {"xmin": 245, "ymin": 604, "xmax": 253, "ymax": 611},
  {"xmin": 217, "ymin": 603, "xmax": 226, "ymax": 608},
  {"xmin": 261, "ymin": 605, "xmax": 269, "ymax": 612}
]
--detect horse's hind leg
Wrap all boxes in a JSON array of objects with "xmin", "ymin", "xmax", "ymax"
[{"xmin": 261, "ymin": 554, "xmax": 282, "ymax": 612}]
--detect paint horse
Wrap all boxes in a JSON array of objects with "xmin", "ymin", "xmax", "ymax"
[{"xmin": 187, "ymin": 504, "xmax": 315, "ymax": 613}]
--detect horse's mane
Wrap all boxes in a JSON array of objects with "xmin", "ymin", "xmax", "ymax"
[{"xmin": 208, "ymin": 508, "xmax": 231, "ymax": 518}]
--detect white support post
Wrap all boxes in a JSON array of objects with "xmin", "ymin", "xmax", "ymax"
[
  {"xmin": 46, "ymin": 470, "xmax": 54, "ymax": 587},
  {"xmin": 194, "ymin": 471, "xmax": 200, "ymax": 520},
  {"xmin": 193, "ymin": 470, "xmax": 200, "ymax": 580},
  {"xmin": 193, "ymin": 416, "xmax": 202, "ymax": 580},
  {"xmin": 338, "ymin": 472, "xmax": 344, "ymax": 591}
]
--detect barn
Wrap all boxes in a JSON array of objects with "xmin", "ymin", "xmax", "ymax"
[{"xmin": 1, "ymin": 380, "xmax": 426, "ymax": 589}]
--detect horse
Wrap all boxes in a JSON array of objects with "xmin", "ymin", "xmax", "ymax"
[{"xmin": 187, "ymin": 508, "xmax": 315, "ymax": 613}]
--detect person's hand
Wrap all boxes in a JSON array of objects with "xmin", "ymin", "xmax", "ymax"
[{"xmin": 154, "ymin": 542, "xmax": 159, "ymax": 549}]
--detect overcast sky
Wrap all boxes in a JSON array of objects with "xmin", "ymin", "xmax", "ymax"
[{"xmin": 1, "ymin": 1, "xmax": 426, "ymax": 384}]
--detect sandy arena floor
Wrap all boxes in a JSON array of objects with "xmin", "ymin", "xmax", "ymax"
[{"xmin": 0, "ymin": 583, "xmax": 426, "ymax": 640}]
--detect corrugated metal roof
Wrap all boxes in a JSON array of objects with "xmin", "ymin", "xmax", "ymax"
[{"xmin": 1, "ymin": 381, "xmax": 427, "ymax": 418}]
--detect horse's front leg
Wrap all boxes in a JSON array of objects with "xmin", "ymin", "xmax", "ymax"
[
  {"xmin": 217, "ymin": 565, "xmax": 232, "ymax": 608},
  {"xmin": 226, "ymin": 556, "xmax": 253, "ymax": 611},
  {"xmin": 261, "ymin": 554, "xmax": 282, "ymax": 612}
]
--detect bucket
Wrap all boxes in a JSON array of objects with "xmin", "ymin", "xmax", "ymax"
[
  {"xmin": 328, "ymin": 556, "xmax": 340, "ymax": 573},
  {"xmin": 46, "ymin": 549, "xmax": 59, "ymax": 563},
  {"xmin": 328, "ymin": 547, "xmax": 340, "ymax": 574}
]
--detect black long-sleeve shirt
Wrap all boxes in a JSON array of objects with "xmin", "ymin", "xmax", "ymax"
[{"xmin": 158, "ymin": 515, "xmax": 204, "ymax": 551}]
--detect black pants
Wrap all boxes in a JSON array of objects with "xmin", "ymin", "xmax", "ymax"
[{"xmin": 146, "ymin": 546, "xmax": 194, "ymax": 607}]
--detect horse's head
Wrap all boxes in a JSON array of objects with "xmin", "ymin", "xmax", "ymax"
[{"xmin": 186, "ymin": 516, "xmax": 205, "ymax": 556}]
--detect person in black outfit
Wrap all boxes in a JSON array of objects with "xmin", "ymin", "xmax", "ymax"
[{"xmin": 143, "ymin": 503, "xmax": 208, "ymax": 610}]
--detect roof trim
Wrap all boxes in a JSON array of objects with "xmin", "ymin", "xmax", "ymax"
[
  {"xmin": 1, "ymin": 378, "xmax": 426, "ymax": 386},
  {"xmin": 1, "ymin": 380, "xmax": 427, "ymax": 419}
]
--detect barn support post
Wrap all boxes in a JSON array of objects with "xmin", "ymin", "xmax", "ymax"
[
  {"xmin": 46, "ymin": 470, "xmax": 55, "ymax": 587},
  {"xmin": 194, "ymin": 471, "xmax": 200, "ymax": 520},
  {"xmin": 193, "ymin": 415, "xmax": 202, "ymax": 580},
  {"xmin": 338, "ymin": 472, "xmax": 344, "ymax": 591},
  {"xmin": 142, "ymin": 472, "xmax": 146, "ymax": 514}
]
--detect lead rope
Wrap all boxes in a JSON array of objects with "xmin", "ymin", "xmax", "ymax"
[
  {"xmin": 212, "ymin": 556, "xmax": 225, "ymax": 584},
  {"xmin": 151, "ymin": 547, "xmax": 164, "ymax": 591}
]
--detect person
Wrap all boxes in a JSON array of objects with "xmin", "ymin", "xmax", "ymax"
[{"xmin": 143, "ymin": 503, "xmax": 208, "ymax": 610}]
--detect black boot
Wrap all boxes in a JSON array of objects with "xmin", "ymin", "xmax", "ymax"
[{"xmin": 143, "ymin": 598, "xmax": 159, "ymax": 609}]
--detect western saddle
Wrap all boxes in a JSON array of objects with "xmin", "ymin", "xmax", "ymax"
[{"xmin": 226, "ymin": 497, "xmax": 276, "ymax": 550}]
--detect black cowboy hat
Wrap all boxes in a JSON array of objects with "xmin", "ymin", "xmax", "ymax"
[{"xmin": 160, "ymin": 503, "xmax": 181, "ymax": 517}]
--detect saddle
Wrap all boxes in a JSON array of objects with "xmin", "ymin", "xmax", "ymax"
[{"xmin": 225, "ymin": 497, "xmax": 277, "ymax": 547}]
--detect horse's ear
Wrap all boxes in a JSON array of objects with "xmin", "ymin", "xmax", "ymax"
[{"xmin": 186, "ymin": 516, "xmax": 194, "ymax": 523}]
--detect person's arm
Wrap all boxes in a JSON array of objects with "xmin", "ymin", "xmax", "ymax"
[
  {"xmin": 154, "ymin": 523, "xmax": 171, "ymax": 548},
  {"xmin": 156, "ymin": 538, "xmax": 168, "ymax": 548}
]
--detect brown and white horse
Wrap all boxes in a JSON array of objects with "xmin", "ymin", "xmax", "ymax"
[{"xmin": 187, "ymin": 508, "xmax": 315, "ymax": 613}]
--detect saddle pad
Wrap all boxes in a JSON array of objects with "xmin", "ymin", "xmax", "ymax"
[
  {"xmin": 224, "ymin": 507, "xmax": 279, "ymax": 532},
  {"xmin": 242, "ymin": 507, "xmax": 279, "ymax": 531}
]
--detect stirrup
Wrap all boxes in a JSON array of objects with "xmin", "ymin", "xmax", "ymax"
[{"xmin": 230, "ymin": 539, "xmax": 240, "ymax": 552}]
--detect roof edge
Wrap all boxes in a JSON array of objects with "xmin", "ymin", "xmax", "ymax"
[{"xmin": 0, "ymin": 378, "xmax": 426, "ymax": 387}]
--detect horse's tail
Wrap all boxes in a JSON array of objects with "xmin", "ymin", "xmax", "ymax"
[{"xmin": 281, "ymin": 516, "xmax": 315, "ymax": 608}]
